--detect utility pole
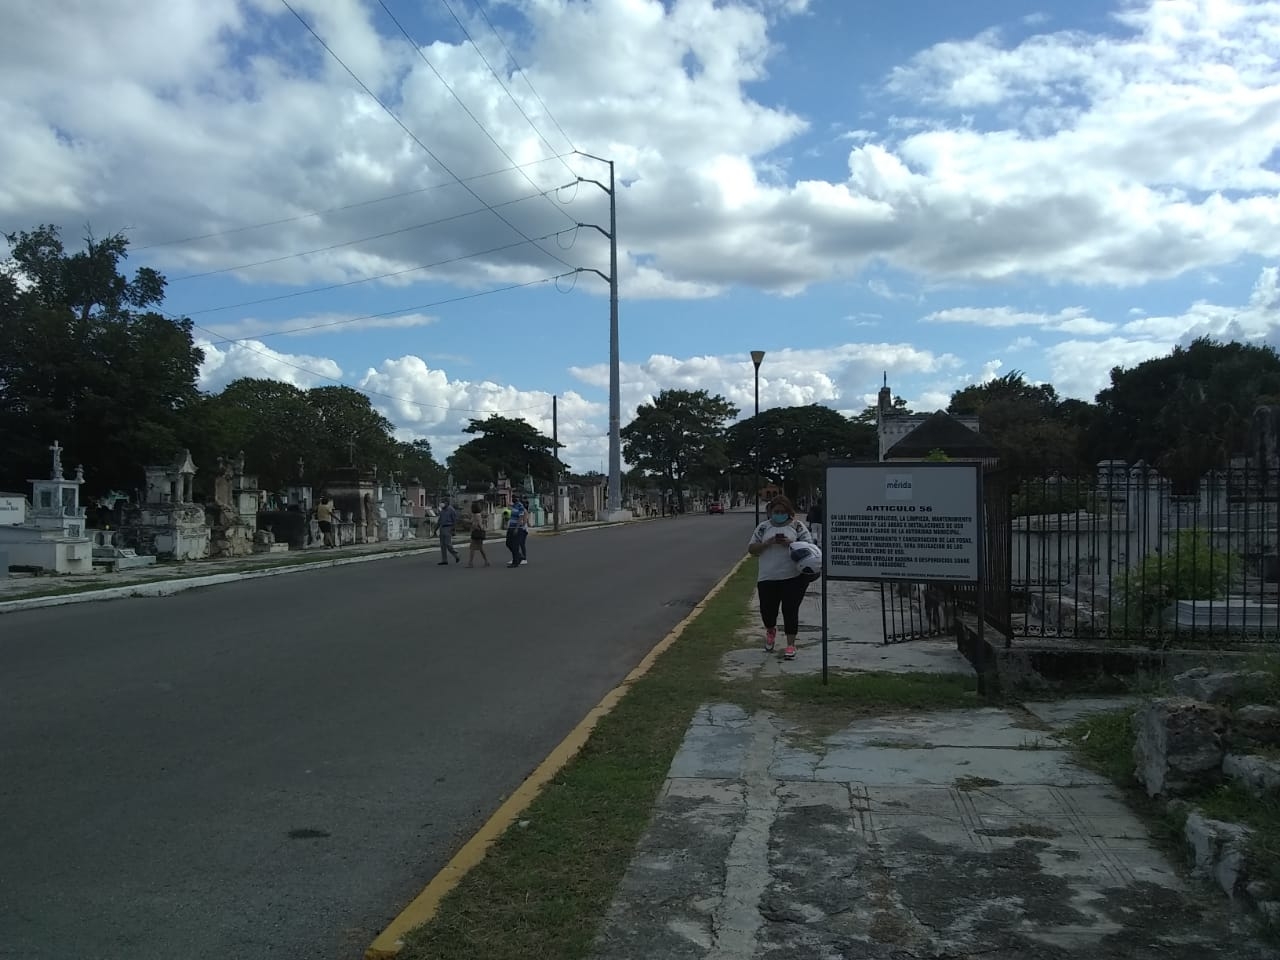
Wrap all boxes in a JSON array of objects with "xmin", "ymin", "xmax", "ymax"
[
  {"xmin": 553, "ymin": 394, "xmax": 560, "ymax": 533},
  {"xmin": 574, "ymin": 151, "xmax": 624, "ymax": 519}
]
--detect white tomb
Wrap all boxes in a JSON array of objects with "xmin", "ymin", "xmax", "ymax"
[
  {"xmin": 0, "ymin": 441, "xmax": 94, "ymax": 574},
  {"xmin": 138, "ymin": 449, "xmax": 210, "ymax": 560},
  {"xmin": 380, "ymin": 481, "xmax": 415, "ymax": 541}
]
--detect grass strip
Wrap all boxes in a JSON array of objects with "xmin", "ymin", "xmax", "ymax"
[{"xmin": 399, "ymin": 559, "xmax": 758, "ymax": 960}]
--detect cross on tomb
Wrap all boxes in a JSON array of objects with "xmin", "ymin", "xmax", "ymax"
[
  {"xmin": 50, "ymin": 440, "xmax": 65, "ymax": 480},
  {"xmin": 348, "ymin": 437, "xmax": 357, "ymax": 465}
]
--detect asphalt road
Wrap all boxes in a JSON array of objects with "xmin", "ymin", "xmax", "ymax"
[{"xmin": 0, "ymin": 512, "xmax": 753, "ymax": 960}]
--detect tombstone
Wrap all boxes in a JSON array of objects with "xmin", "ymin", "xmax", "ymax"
[
  {"xmin": 326, "ymin": 466, "xmax": 379, "ymax": 543},
  {"xmin": 89, "ymin": 528, "xmax": 157, "ymax": 571},
  {"xmin": 1251, "ymin": 406, "xmax": 1280, "ymax": 474},
  {"xmin": 0, "ymin": 441, "xmax": 94, "ymax": 573},
  {"xmin": 380, "ymin": 480, "xmax": 414, "ymax": 541},
  {"xmin": 122, "ymin": 450, "xmax": 210, "ymax": 560}
]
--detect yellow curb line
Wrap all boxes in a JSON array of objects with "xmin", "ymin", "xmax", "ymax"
[{"xmin": 363, "ymin": 553, "xmax": 750, "ymax": 960}]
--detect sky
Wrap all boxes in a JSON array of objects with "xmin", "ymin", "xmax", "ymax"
[{"xmin": 3, "ymin": 0, "xmax": 1279, "ymax": 472}]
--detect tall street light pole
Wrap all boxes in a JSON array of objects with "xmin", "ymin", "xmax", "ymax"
[
  {"xmin": 751, "ymin": 350, "xmax": 765, "ymax": 526},
  {"xmin": 574, "ymin": 151, "xmax": 624, "ymax": 518}
]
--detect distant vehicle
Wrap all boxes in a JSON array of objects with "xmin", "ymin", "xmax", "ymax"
[{"xmin": 708, "ymin": 502, "xmax": 725, "ymax": 514}]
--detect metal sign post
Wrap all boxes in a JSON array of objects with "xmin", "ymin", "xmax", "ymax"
[{"xmin": 821, "ymin": 461, "xmax": 984, "ymax": 686}]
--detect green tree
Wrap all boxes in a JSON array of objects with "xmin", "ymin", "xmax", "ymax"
[
  {"xmin": 621, "ymin": 389, "xmax": 738, "ymax": 511},
  {"xmin": 948, "ymin": 371, "xmax": 1086, "ymax": 476},
  {"xmin": 184, "ymin": 379, "xmax": 322, "ymax": 492},
  {"xmin": 1089, "ymin": 338, "xmax": 1280, "ymax": 488},
  {"xmin": 305, "ymin": 385, "xmax": 397, "ymax": 479},
  {"xmin": 725, "ymin": 404, "xmax": 875, "ymax": 499},
  {"xmin": 391, "ymin": 438, "xmax": 445, "ymax": 489},
  {"xmin": 449, "ymin": 415, "xmax": 561, "ymax": 484},
  {"xmin": 0, "ymin": 225, "xmax": 204, "ymax": 493}
]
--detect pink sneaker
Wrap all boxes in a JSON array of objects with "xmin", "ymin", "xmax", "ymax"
[
  {"xmin": 783, "ymin": 645, "xmax": 797, "ymax": 660},
  {"xmin": 764, "ymin": 628, "xmax": 776, "ymax": 652}
]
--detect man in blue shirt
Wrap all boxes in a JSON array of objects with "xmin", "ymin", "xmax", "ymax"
[{"xmin": 436, "ymin": 500, "xmax": 461, "ymax": 565}]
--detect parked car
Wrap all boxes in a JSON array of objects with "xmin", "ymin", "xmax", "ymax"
[{"xmin": 708, "ymin": 502, "xmax": 725, "ymax": 514}]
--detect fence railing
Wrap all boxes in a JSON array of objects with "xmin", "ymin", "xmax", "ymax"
[{"xmin": 1001, "ymin": 462, "xmax": 1280, "ymax": 645}]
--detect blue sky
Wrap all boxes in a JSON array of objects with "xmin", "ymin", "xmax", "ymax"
[{"xmin": 4, "ymin": 0, "xmax": 1279, "ymax": 469}]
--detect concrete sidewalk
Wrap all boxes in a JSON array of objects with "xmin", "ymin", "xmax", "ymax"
[{"xmin": 589, "ymin": 581, "xmax": 1274, "ymax": 959}]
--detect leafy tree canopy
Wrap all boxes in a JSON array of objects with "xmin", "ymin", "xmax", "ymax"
[
  {"xmin": 0, "ymin": 225, "xmax": 203, "ymax": 493},
  {"xmin": 449, "ymin": 414, "xmax": 562, "ymax": 485},
  {"xmin": 621, "ymin": 389, "xmax": 738, "ymax": 509},
  {"xmin": 726, "ymin": 404, "xmax": 875, "ymax": 498}
]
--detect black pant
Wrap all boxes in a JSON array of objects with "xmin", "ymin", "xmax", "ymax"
[
  {"xmin": 506, "ymin": 529, "xmax": 521, "ymax": 564},
  {"xmin": 758, "ymin": 576, "xmax": 809, "ymax": 636}
]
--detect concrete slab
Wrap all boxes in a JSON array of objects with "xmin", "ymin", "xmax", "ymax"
[
  {"xmin": 819, "ymin": 708, "xmax": 1049, "ymax": 750},
  {"xmin": 591, "ymin": 701, "xmax": 1273, "ymax": 960},
  {"xmin": 721, "ymin": 580, "xmax": 974, "ymax": 682},
  {"xmin": 1025, "ymin": 697, "xmax": 1143, "ymax": 730}
]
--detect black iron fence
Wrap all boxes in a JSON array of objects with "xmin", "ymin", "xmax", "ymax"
[
  {"xmin": 1001, "ymin": 461, "xmax": 1280, "ymax": 646},
  {"xmin": 880, "ymin": 467, "xmax": 1013, "ymax": 644}
]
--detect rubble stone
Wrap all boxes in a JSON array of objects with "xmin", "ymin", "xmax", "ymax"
[
  {"xmin": 1234, "ymin": 704, "xmax": 1280, "ymax": 746},
  {"xmin": 1172, "ymin": 667, "xmax": 1273, "ymax": 704},
  {"xmin": 1185, "ymin": 811, "xmax": 1254, "ymax": 899},
  {"xmin": 1132, "ymin": 697, "xmax": 1225, "ymax": 797},
  {"xmin": 1223, "ymin": 753, "xmax": 1280, "ymax": 799}
]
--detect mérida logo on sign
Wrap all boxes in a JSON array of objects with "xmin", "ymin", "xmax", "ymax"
[{"xmin": 884, "ymin": 474, "xmax": 913, "ymax": 500}]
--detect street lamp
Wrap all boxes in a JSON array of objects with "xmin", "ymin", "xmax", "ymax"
[{"xmin": 751, "ymin": 350, "xmax": 765, "ymax": 525}]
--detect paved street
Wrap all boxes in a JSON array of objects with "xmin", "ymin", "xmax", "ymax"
[{"xmin": 0, "ymin": 513, "xmax": 751, "ymax": 960}]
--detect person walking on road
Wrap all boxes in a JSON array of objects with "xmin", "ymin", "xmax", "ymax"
[
  {"xmin": 516, "ymin": 497, "xmax": 530, "ymax": 565},
  {"xmin": 505, "ymin": 498, "xmax": 527, "ymax": 567},
  {"xmin": 806, "ymin": 496, "xmax": 824, "ymax": 548},
  {"xmin": 748, "ymin": 494, "xmax": 814, "ymax": 660},
  {"xmin": 435, "ymin": 499, "xmax": 461, "ymax": 565},
  {"xmin": 467, "ymin": 501, "xmax": 490, "ymax": 567}
]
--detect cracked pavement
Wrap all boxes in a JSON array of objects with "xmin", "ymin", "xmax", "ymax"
[{"xmin": 589, "ymin": 583, "xmax": 1277, "ymax": 960}]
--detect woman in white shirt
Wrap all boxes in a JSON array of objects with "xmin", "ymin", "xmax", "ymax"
[{"xmin": 747, "ymin": 494, "xmax": 814, "ymax": 660}]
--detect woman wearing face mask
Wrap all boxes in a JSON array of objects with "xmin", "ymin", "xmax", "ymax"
[{"xmin": 747, "ymin": 494, "xmax": 814, "ymax": 660}]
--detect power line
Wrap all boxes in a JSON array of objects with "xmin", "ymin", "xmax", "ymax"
[
  {"xmin": 132, "ymin": 154, "xmax": 574, "ymax": 251},
  {"xmin": 436, "ymin": 0, "xmax": 578, "ymax": 180},
  {"xmin": 182, "ymin": 228, "xmax": 577, "ymax": 315},
  {"xmin": 375, "ymin": 0, "xmax": 577, "ymax": 226},
  {"xmin": 191, "ymin": 318, "xmax": 556, "ymax": 415},
  {"xmin": 171, "ymin": 182, "xmax": 573, "ymax": 282},
  {"xmin": 281, "ymin": 0, "xmax": 577, "ymax": 274},
  {"xmin": 467, "ymin": 0, "xmax": 578, "ymax": 154},
  {"xmin": 202, "ymin": 270, "xmax": 577, "ymax": 344}
]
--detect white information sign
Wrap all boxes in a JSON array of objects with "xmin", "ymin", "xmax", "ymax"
[
  {"xmin": 0, "ymin": 495, "xmax": 26, "ymax": 526},
  {"xmin": 825, "ymin": 464, "xmax": 980, "ymax": 582}
]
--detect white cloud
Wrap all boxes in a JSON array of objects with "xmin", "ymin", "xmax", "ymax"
[
  {"xmin": 202, "ymin": 311, "xmax": 439, "ymax": 340},
  {"xmin": 358, "ymin": 355, "xmax": 606, "ymax": 463},
  {"xmin": 1046, "ymin": 265, "xmax": 1280, "ymax": 398},
  {"xmin": 1046, "ymin": 337, "xmax": 1173, "ymax": 400},
  {"xmin": 569, "ymin": 342, "xmax": 960, "ymax": 423},
  {"xmin": 1007, "ymin": 335, "xmax": 1039, "ymax": 352},
  {"xmin": 197, "ymin": 338, "xmax": 344, "ymax": 390},
  {"xmin": 3, "ymin": 0, "xmax": 1277, "ymax": 306},
  {"xmin": 923, "ymin": 306, "xmax": 1115, "ymax": 335}
]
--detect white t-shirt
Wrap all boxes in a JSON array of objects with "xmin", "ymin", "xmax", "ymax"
[{"xmin": 750, "ymin": 518, "xmax": 813, "ymax": 582}]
